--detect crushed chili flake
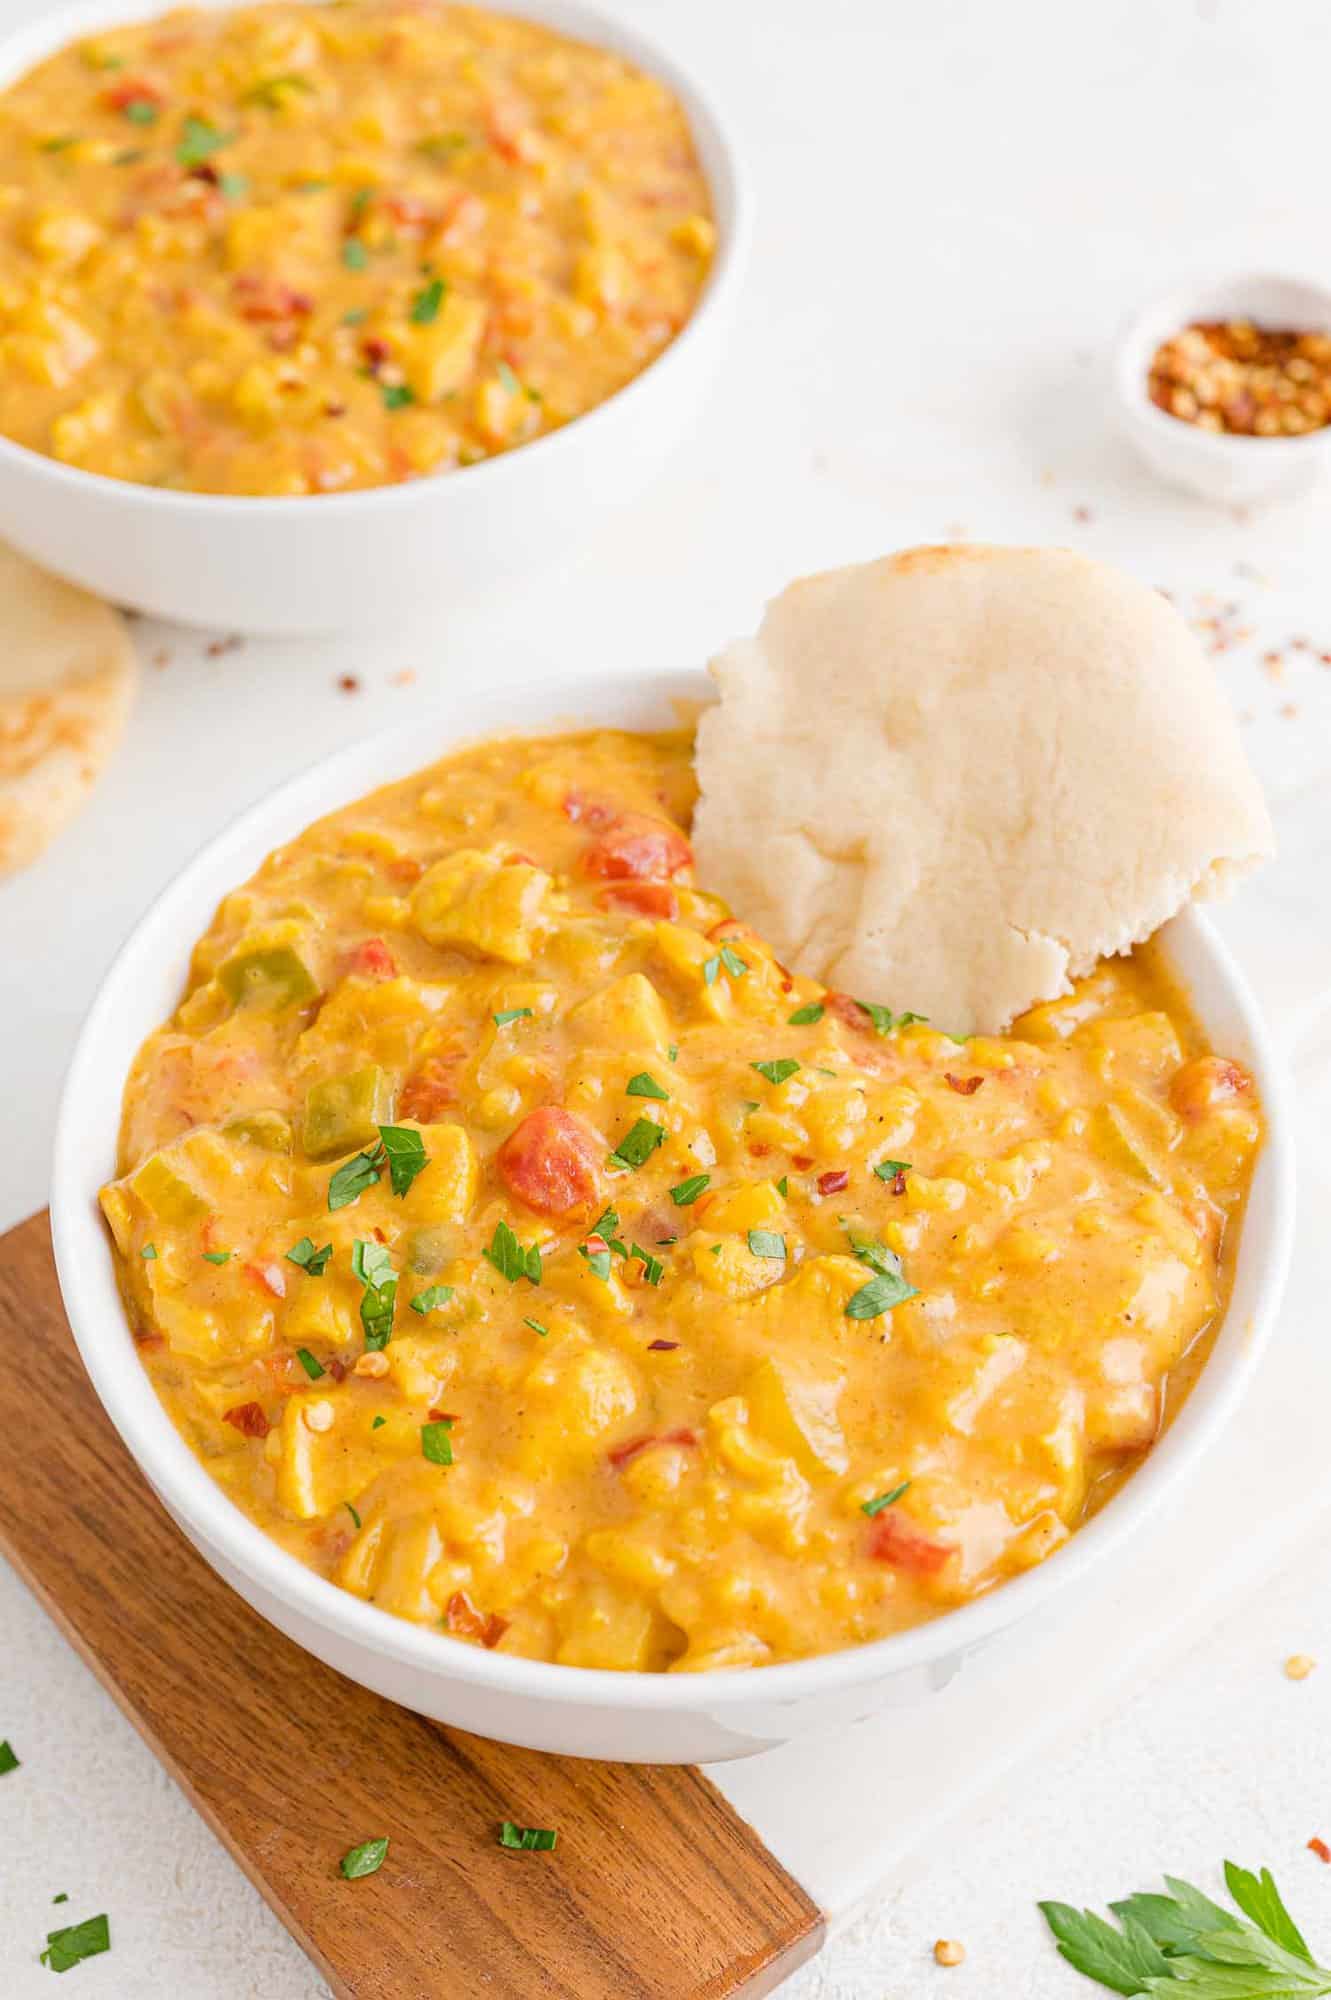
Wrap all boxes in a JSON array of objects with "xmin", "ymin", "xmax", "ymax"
[
  {"xmin": 1149, "ymin": 319, "xmax": 1331, "ymax": 436},
  {"xmin": 816, "ymin": 1169, "xmax": 850, "ymax": 1195},
  {"xmin": 647, "ymin": 1339, "xmax": 679, "ymax": 1352},
  {"xmin": 608, "ymin": 1427, "xmax": 698, "ymax": 1470},
  {"xmin": 446, "ymin": 1590, "xmax": 509, "ymax": 1649},
  {"xmin": 945, "ymin": 1073, "xmax": 985, "ymax": 1095},
  {"xmin": 792, "ymin": 1154, "xmax": 814, "ymax": 1170},
  {"xmin": 888, "ymin": 1169, "xmax": 908, "ymax": 1195},
  {"xmin": 337, "ymin": 674, "xmax": 362, "ymax": 693},
  {"xmin": 204, "ymin": 632, "xmax": 243, "ymax": 658},
  {"xmin": 1310, "ymin": 1837, "xmax": 1331, "ymax": 1864},
  {"xmin": 223, "ymin": 1401, "xmax": 270, "ymax": 1439}
]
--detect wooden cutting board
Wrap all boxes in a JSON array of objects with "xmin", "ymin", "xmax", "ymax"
[{"xmin": 0, "ymin": 1212, "xmax": 824, "ymax": 2000}]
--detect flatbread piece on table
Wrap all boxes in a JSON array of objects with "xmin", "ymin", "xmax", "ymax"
[
  {"xmin": 0, "ymin": 543, "xmax": 138, "ymax": 877},
  {"xmin": 692, "ymin": 544, "xmax": 1273, "ymax": 1035}
]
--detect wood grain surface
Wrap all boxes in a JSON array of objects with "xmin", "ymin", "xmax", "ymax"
[{"xmin": 0, "ymin": 1212, "xmax": 824, "ymax": 1999}]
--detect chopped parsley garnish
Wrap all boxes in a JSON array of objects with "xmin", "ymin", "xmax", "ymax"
[
  {"xmin": 371, "ymin": 1414, "xmax": 386, "ymax": 1430},
  {"xmin": 409, "ymin": 276, "xmax": 446, "ymax": 324},
  {"xmin": 245, "ymin": 72, "xmax": 314, "ymax": 108},
  {"xmin": 626, "ymin": 1071, "xmax": 669, "ymax": 1101},
  {"xmin": 217, "ymin": 170, "xmax": 249, "ymax": 200},
  {"xmin": 492, "ymin": 1007, "xmax": 533, "ymax": 1026},
  {"xmin": 787, "ymin": 1001, "xmax": 825, "ymax": 1025},
  {"xmin": 483, "ymin": 1219, "xmax": 542, "ymax": 1286},
  {"xmin": 898, "ymin": 1012, "xmax": 928, "ymax": 1028},
  {"xmin": 176, "ymin": 114, "xmax": 233, "ymax": 167},
  {"xmin": 342, "ymin": 238, "xmax": 369, "ymax": 272},
  {"xmin": 295, "ymin": 1347, "xmax": 325, "ymax": 1380},
  {"xmin": 813, "ymin": 1065, "xmax": 838, "ymax": 1078},
  {"xmin": 776, "ymin": 1176, "xmax": 789, "ymax": 1197},
  {"xmin": 608, "ymin": 1118, "xmax": 666, "ymax": 1172},
  {"xmin": 287, "ymin": 1236, "xmax": 333, "ymax": 1275},
  {"xmin": 579, "ymin": 1237, "xmax": 613, "ymax": 1281},
  {"xmin": 855, "ymin": 1000, "xmax": 895, "ymax": 1035},
  {"xmin": 377, "ymin": 1125, "xmax": 429, "ymax": 1198},
  {"xmin": 667, "ymin": 1043, "xmax": 678, "ymax": 1062},
  {"xmin": 747, "ymin": 1229, "xmax": 786, "ymax": 1261},
  {"xmin": 702, "ymin": 943, "xmax": 748, "ymax": 985},
  {"xmin": 590, "ymin": 1206, "xmax": 626, "ymax": 1253},
  {"xmin": 752, "ymin": 1058, "xmax": 800, "ymax": 1087},
  {"xmin": 842, "ymin": 1229, "xmax": 918, "ymax": 1318},
  {"xmin": 39, "ymin": 135, "xmax": 78, "ymax": 152},
  {"xmin": 202, "ymin": 1249, "xmax": 231, "ymax": 1265},
  {"xmin": 328, "ymin": 1149, "xmax": 381, "ymax": 1211},
  {"xmin": 343, "ymin": 1500, "xmax": 362, "ymax": 1530},
  {"xmin": 523, "ymin": 1316, "xmax": 548, "ymax": 1337},
  {"xmin": 140, "ymin": 1243, "xmax": 157, "ymax": 1259},
  {"xmin": 0, "ymin": 1739, "xmax": 18, "ymax": 1775},
  {"xmin": 112, "ymin": 147, "xmax": 146, "ymax": 164},
  {"xmin": 421, "ymin": 1418, "xmax": 454, "ymax": 1466},
  {"xmin": 496, "ymin": 359, "xmax": 521, "ymax": 395},
  {"xmin": 381, "ymin": 382, "xmax": 415, "ymax": 411},
  {"xmin": 122, "ymin": 97, "xmax": 158, "ymax": 124},
  {"xmin": 629, "ymin": 1244, "xmax": 665, "ymax": 1286},
  {"xmin": 342, "ymin": 305, "xmax": 368, "ymax": 325},
  {"xmin": 862, "ymin": 1481, "xmax": 911, "ymax": 1517},
  {"xmin": 1039, "ymin": 1857, "xmax": 1331, "ymax": 1996},
  {"xmin": 340, "ymin": 1837, "xmax": 389, "ymax": 1879},
  {"xmin": 669, "ymin": 1173, "xmax": 710, "ymax": 1206},
  {"xmin": 352, "ymin": 1239, "xmax": 397, "ymax": 1349},
  {"xmin": 410, "ymin": 1285, "xmax": 453, "ymax": 1314},
  {"xmin": 40, "ymin": 1913, "xmax": 110, "ymax": 1973},
  {"xmin": 52, "ymin": 1894, "xmax": 67, "ymax": 1905},
  {"xmin": 499, "ymin": 1822, "xmax": 557, "ymax": 1852},
  {"xmin": 873, "ymin": 1159, "xmax": 912, "ymax": 1183}
]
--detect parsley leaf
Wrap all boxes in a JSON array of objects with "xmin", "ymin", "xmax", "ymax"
[
  {"xmin": 855, "ymin": 1000, "xmax": 896, "ymax": 1036},
  {"xmin": 202, "ymin": 1249, "xmax": 231, "ymax": 1264},
  {"xmin": 1224, "ymin": 1862, "xmax": 1315, "ymax": 1963},
  {"xmin": 787, "ymin": 1001, "xmax": 824, "ymax": 1025},
  {"xmin": 629, "ymin": 1244, "xmax": 665, "ymax": 1285},
  {"xmin": 1038, "ymin": 1902, "xmax": 1173, "ymax": 1994},
  {"xmin": 352, "ymin": 1239, "xmax": 397, "ymax": 1349},
  {"xmin": 40, "ymin": 1913, "xmax": 111, "ymax": 1973},
  {"xmin": 122, "ymin": 97, "xmax": 158, "ymax": 124},
  {"xmin": 410, "ymin": 1284, "xmax": 453, "ymax": 1314},
  {"xmin": 140, "ymin": 1243, "xmax": 157, "ymax": 1259},
  {"xmin": 776, "ymin": 1175, "xmax": 789, "ymax": 1197},
  {"xmin": 873, "ymin": 1159, "xmax": 912, "ymax": 1183},
  {"xmin": 328, "ymin": 1148, "xmax": 381, "ymax": 1210},
  {"xmin": 752, "ymin": 1058, "xmax": 800, "ymax": 1087},
  {"xmin": 483, "ymin": 1220, "xmax": 541, "ymax": 1286},
  {"xmin": 747, "ymin": 1229, "xmax": 786, "ymax": 1261},
  {"xmin": 421, "ymin": 1418, "xmax": 454, "ymax": 1466},
  {"xmin": 499, "ymin": 1822, "xmax": 557, "ymax": 1852},
  {"xmin": 342, "ymin": 237, "xmax": 369, "ymax": 271},
  {"xmin": 295, "ymin": 1347, "xmax": 325, "ymax": 1380},
  {"xmin": 626, "ymin": 1071, "xmax": 669, "ymax": 1101},
  {"xmin": 702, "ymin": 944, "xmax": 748, "ymax": 985},
  {"xmin": 523, "ymin": 1316, "xmax": 548, "ymax": 1337},
  {"xmin": 492, "ymin": 1007, "xmax": 532, "ymax": 1026},
  {"xmin": 608, "ymin": 1118, "xmax": 666, "ymax": 1172},
  {"xmin": 409, "ymin": 275, "xmax": 446, "ymax": 323},
  {"xmin": 845, "ymin": 1269, "xmax": 918, "ymax": 1321},
  {"xmin": 340, "ymin": 1837, "xmax": 389, "ymax": 1879},
  {"xmin": 381, "ymin": 382, "xmax": 415, "ymax": 411},
  {"xmin": 287, "ymin": 1236, "xmax": 333, "ymax": 1275},
  {"xmin": 377, "ymin": 1124, "xmax": 429, "ymax": 1198},
  {"xmin": 176, "ymin": 114, "xmax": 233, "ymax": 166},
  {"xmin": 218, "ymin": 170, "xmax": 249, "ymax": 199},
  {"xmin": 669, "ymin": 1173, "xmax": 710, "ymax": 1206},
  {"xmin": 862, "ymin": 1481, "xmax": 911, "ymax": 1517},
  {"xmin": 344, "ymin": 1500, "xmax": 361, "ymax": 1530},
  {"xmin": 0, "ymin": 1739, "xmax": 18, "ymax": 1775}
]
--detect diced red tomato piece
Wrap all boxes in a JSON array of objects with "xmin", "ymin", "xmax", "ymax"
[
  {"xmin": 244, "ymin": 1260, "xmax": 287, "ymax": 1300},
  {"xmin": 944, "ymin": 1074, "xmax": 985, "ymax": 1096},
  {"xmin": 105, "ymin": 77, "xmax": 161, "ymax": 111},
  {"xmin": 867, "ymin": 1510, "xmax": 955, "ymax": 1575},
  {"xmin": 1170, "ymin": 1055, "xmax": 1253, "ymax": 1123},
  {"xmin": 223, "ymin": 1401, "xmax": 270, "ymax": 1440},
  {"xmin": 232, "ymin": 274, "xmax": 315, "ymax": 323},
  {"xmin": 399, "ymin": 1052, "xmax": 462, "ymax": 1123},
  {"xmin": 599, "ymin": 880, "xmax": 679, "ymax": 920},
  {"xmin": 446, "ymin": 1590, "xmax": 510, "ymax": 1649},
  {"xmin": 344, "ymin": 936, "xmax": 397, "ymax": 980},
  {"xmin": 581, "ymin": 813, "xmax": 692, "ymax": 882},
  {"xmin": 608, "ymin": 1427, "xmax": 698, "ymax": 1470},
  {"xmin": 817, "ymin": 1169, "xmax": 849, "ymax": 1195},
  {"xmin": 497, "ymin": 1106, "xmax": 603, "ymax": 1216},
  {"xmin": 826, "ymin": 992, "xmax": 869, "ymax": 1030}
]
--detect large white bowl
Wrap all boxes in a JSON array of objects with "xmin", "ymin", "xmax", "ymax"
[
  {"xmin": 0, "ymin": 0, "xmax": 750, "ymax": 635},
  {"xmin": 50, "ymin": 669, "xmax": 1295, "ymax": 1762}
]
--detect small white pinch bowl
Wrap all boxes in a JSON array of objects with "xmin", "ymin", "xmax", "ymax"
[
  {"xmin": 0, "ymin": 0, "xmax": 750, "ymax": 635},
  {"xmin": 1113, "ymin": 271, "xmax": 1331, "ymax": 506},
  {"xmin": 51, "ymin": 670, "xmax": 1294, "ymax": 1764}
]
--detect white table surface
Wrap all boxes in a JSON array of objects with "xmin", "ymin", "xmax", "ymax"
[{"xmin": 7, "ymin": 0, "xmax": 1331, "ymax": 1991}]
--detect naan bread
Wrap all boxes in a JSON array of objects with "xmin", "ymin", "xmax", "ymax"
[
  {"xmin": 0, "ymin": 544, "xmax": 138, "ymax": 877},
  {"xmin": 693, "ymin": 545, "xmax": 1273, "ymax": 1034}
]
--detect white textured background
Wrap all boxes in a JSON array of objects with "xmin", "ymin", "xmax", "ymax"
[{"xmin": 6, "ymin": 0, "xmax": 1331, "ymax": 1992}]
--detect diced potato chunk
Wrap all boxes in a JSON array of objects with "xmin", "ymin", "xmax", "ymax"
[
  {"xmin": 399, "ymin": 1122, "xmax": 477, "ymax": 1223},
  {"xmin": 566, "ymin": 972, "xmax": 672, "ymax": 1054},
  {"xmin": 400, "ymin": 293, "xmax": 486, "ymax": 403},
  {"xmin": 411, "ymin": 849, "xmax": 550, "ymax": 964},
  {"xmin": 514, "ymin": 1337, "xmax": 640, "ymax": 1474},
  {"xmin": 746, "ymin": 1355, "xmax": 848, "ymax": 1478}
]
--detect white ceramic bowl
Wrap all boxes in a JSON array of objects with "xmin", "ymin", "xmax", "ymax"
[
  {"xmin": 0, "ymin": 0, "xmax": 750, "ymax": 635},
  {"xmin": 1113, "ymin": 271, "xmax": 1331, "ymax": 506},
  {"xmin": 51, "ymin": 669, "xmax": 1295, "ymax": 1762}
]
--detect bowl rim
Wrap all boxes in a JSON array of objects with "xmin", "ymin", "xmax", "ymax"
[
  {"xmin": 0, "ymin": 0, "xmax": 751, "ymax": 517},
  {"xmin": 50, "ymin": 667, "xmax": 1296, "ymax": 1713},
  {"xmin": 1112, "ymin": 267, "xmax": 1331, "ymax": 459}
]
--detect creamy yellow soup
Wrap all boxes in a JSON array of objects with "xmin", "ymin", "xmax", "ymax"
[
  {"xmin": 101, "ymin": 731, "xmax": 1261, "ymax": 1671},
  {"xmin": 0, "ymin": 3, "xmax": 714, "ymax": 493}
]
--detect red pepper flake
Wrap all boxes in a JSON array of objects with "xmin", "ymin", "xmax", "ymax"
[
  {"xmin": 344, "ymin": 935, "xmax": 397, "ymax": 980},
  {"xmin": 817, "ymin": 1169, "xmax": 849, "ymax": 1195},
  {"xmin": 204, "ymin": 633, "xmax": 243, "ymax": 658},
  {"xmin": 945, "ymin": 1073, "xmax": 985, "ymax": 1095},
  {"xmin": 223, "ymin": 1401, "xmax": 270, "ymax": 1439},
  {"xmin": 647, "ymin": 1339, "xmax": 679, "ymax": 1352},
  {"xmin": 608, "ymin": 1427, "xmax": 698, "ymax": 1470},
  {"xmin": 446, "ymin": 1590, "xmax": 509, "ymax": 1650},
  {"xmin": 1310, "ymin": 1838, "xmax": 1331, "ymax": 1864},
  {"xmin": 1072, "ymin": 504, "xmax": 1094, "ymax": 522},
  {"xmin": 888, "ymin": 1169, "xmax": 908, "ymax": 1196},
  {"xmin": 325, "ymin": 1357, "xmax": 347, "ymax": 1383},
  {"xmin": 792, "ymin": 1154, "xmax": 814, "ymax": 1170},
  {"xmin": 337, "ymin": 674, "xmax": 362, "ymax": 693},
  {"xmin": 428, "ymin": 1407, "xmax": 458, "ymax": 1424}
]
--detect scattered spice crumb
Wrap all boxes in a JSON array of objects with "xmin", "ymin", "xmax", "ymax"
[
  {"xmin": 152, "ymin": 648, "xmax": 171, "ymax": 669},
  {"xmin": 1310, "ymin": 1837, "xmax": 1331, "ymax": 1864},
  {"xmin": 1262, "ymin": 650, "xmax": 1285, "ymax": 678},
  {"xmin": 1072, "ymin": 504, "xmax": 1093, "ymax": 523},
  {"xmin": 1286, "ymin": 1653, "xmax": 1317, "ymax": 1681},
  {"xmin": 337, "ymin": 674, "xmax": 362, "ymax": 694},
  {"xmin": 391, "ymin": 668, "xmax": 417, "ymax": 688},
  {"xmin": 1281, "ymin": 702, "xmax": 1300, "ymax": 719},
  {"xmin": 934, "ymin": 1938, "xmax": 966, "ymax": 1968},
  {"xmin": 204, "ymin": 632, "xmax": 243, "ymax": 658}
]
